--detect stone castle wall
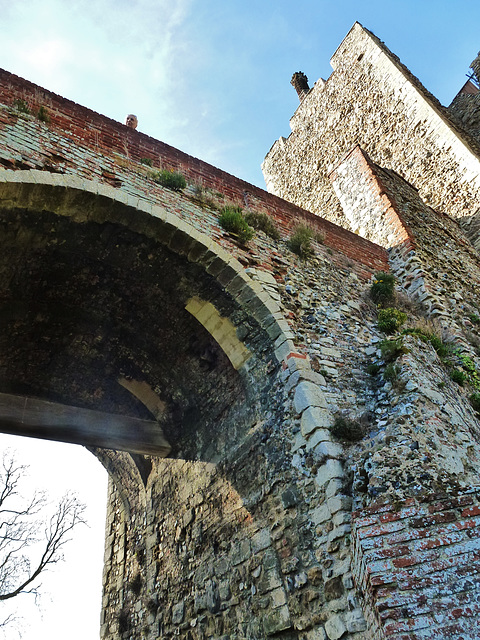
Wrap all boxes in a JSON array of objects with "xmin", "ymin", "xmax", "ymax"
[
  {"xmin": 0, "ymin": 70, "xmax": 389, "ymax": 640},
  {"xmin": 449, "ymin": 93, "xmax": 480, "ymax": 146},
  {"xmin": 262, "ymin": 23, "xmax": 480, "ymax": 232},
  {"xmin": 2, "ymin": 26, "xmax": 480, "ymax": 640},
  {"xmin": 260, "ymin": 22, "xmax": 480, "ymax": 640}
]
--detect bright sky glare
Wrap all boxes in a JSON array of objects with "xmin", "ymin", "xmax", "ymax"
[
  {"xmin": 0, "ymin": 1, "xmax": 479, "ymax": 638},
  {"xmin": 0, "ymin": 435, "xmax": 107, "ymax": 640}
]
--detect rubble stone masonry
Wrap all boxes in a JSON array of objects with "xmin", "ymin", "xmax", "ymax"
[
  {"xmin": 262, "ymin": 23, "xmax": 480, "ymax": 232},
  {"xmin": 1, "ymin": 21, "xmax": 480, "ymax": 640}
]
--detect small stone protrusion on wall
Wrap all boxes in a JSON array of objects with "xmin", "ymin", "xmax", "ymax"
[{"xmin": 291, "ymin": 71, "xmax": 310, "ymax": 101}]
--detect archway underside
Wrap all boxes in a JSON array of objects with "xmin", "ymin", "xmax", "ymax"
[{"xmin": 0, "ymin": 206, "xmax": 277, "ymax": 466}]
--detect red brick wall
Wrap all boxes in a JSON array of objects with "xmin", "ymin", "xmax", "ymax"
[
  {"xmin": 0, "ymin": 68, "xmax": 388, "ymax": 276},
  {"xmin": 353, "ymin": 495, "xmax": 480, "ymax": 640},
  {"xmin": 329, "ymin": 145, "xmax": 415, "ymax": 252}
]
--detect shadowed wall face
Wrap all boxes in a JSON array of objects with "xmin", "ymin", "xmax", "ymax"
[{"xmin": 0, "ymin": 207, "xmax": 274, "ymax": 461}]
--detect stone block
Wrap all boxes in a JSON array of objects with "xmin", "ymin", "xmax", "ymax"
[
  {"xmin": 287, "ymin": 369, "xmax": 327, "ymax": 392},
  {"xmin": 324, "ymin": 575, "xmax": 344, "ymax": 601},
  {"xmin": 301, "ymin": 406, "xmax": 332, "ymax": 437},
  {"xmin": 294, "ymin": 381, "xmax": 328, "ymax": 414},
  {"xmin": 306, "ymin": 628, "xmax": 327, "ymax": 640},
  {"xmin": 194, "ymin": 593, "xmax": 206, "ymax": 613},
  {"xmin": 310, "ymin": 503, "xmax": 331, "ymax": 526},
  {"xmin": 263, "ymin": 604, "xmax": 292, "ymax": 635},
  {"xmin": 324, "ymin": 614, "xmax": 347, "ymax": 639},
  {"xmin": 333, "ymin": 511, "xmax": 351, "ymax": 527},
  {"xmin": 231, "ymin": 539, "xmax": 251, "ymax": 565},
  {"xmin": 171, "ymin": 600, "xmax": 185, "ymax": 625},
  {"xmin": 315, "ymin": 459, "xmax": 344, "ymax": 488},
  {"xmin": 326, "ymin": 478, "xmax": 344, "ymax": 498},
  {"xmin": 252, "ymin": 527, "xmax": 271, "ymax": 553},
  {"xmin": 287, "ymin": 353, "xmax": 311, "ymax": 372},
  {"xmin": 275, "ymin": 338, "xmax": 295, "ymax": 363},
  {"xmin": 281, "ymin": 486, "xmax": 300, "ymax": 509},
  {"xmin": 205, "ymin": 580, "xmax": 220, "ymax": 613},
  {"xmin": 270, "ymin": 586, "xmax": 287, "ymax": 608},
  {"xmin": 327, "ymin": 524, "xmax": 351, "ymax": 543},
  {"xmin": 314, "ymin": 440, "xmax": 343, "ymax": 459},
  {"xmin": 345, "ymin": 609, "xmax": 367, "ymax": 633},
  {"xmin": 218, "ymin": 580, "xmax": 231, "ymax": 601},
  {"xmin": 327, "ymin": 495, "xmax": 352, "ymax": 515},
  {"xmin": 263, "ymin": 548, "xmax": 279, "ymax": 570},
  {"xmin": 258, "ymin": 568, "xmax": 283, "ymax": 594}
]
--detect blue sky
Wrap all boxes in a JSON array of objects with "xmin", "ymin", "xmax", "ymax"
[
  {"xmin": 1, "ymin": 1, "xmax": 479, "ymax": 188},
  {"xmin": 0, "ymin": 1, "xmax": 479, "ymax": 638}
]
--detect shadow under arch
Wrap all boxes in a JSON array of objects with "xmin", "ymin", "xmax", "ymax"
[{"xmin": 0, "ymin": 169, "xmax": 295, "ymax": 510}]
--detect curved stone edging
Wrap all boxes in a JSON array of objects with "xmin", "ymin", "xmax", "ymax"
[
  {"xmin": 0, "ymin": 168, "xmax": 349, "ymax": 475},
  {"xmin": 0, "ymin": 170, "xmax": 348, "ymax": 487},
  {"xmin": 0, "ymin": 172, "xmax": 357, "ymax": 636},
  {"xmin": 0, "ymin": 170, "xmax": 295, "ymax": 365}
]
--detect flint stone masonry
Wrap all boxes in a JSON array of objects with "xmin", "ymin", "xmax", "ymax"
[
  {"xmin": 1, "ymin": 22, "xmax": 480, "ymax": 640},
  {"xmin": 263, "ymin": 22, "xmax": 480, "ymax": 231}
]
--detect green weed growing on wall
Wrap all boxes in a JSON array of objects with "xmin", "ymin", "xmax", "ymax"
[
  {"xmin": 244, "ymin": 211, "xmax": 280, "ymax": 240},
  {"xmin": 151, "ymin": 169, "xmax": 186, "ymax": 191},
  {"xmin": 13, "ymin": 98, "xmax": 30, "ymax": 114},
  {"xmin": 469, "ymin": 392, "xmax": 480, "ymax": 413},
  {"xmin": 218, "ymin": 205, "xmax": 254, "ymax": 244},
  {"xmin": 331, "ymin": 415, "xmax": 365, "ymax": 442},
  {"xmin": 370, "ymin": 272, "xmax": 396, "ymax": 307},
  {"xmin": 37, "ymin": 106, "xmax": 50, "ymax": 123},
  {"xmin": 379, "ymin": 337, "xmax": 409, "ymax": 362},
  {"xmin": 377, "ymin": 307, "xmax": 407, "ymax": 334},
  {"xmin": 288, "ymin": 225, "xmax": 317, "ymax": 259}
]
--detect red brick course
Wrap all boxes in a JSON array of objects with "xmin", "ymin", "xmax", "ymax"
[
  {"xmin": 0, "ymin": 68, "xmax": 388, "ymax": 277},
  {"xmin": 353, "ymin": 494, "xmax": 480, "ymax": 639}
]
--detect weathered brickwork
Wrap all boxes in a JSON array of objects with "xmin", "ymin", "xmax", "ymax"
[
  {"xmin": 353, "ymin": 495, "xmax": 480, "ymax": 640},
  {"xmin": 0, "ymin": 69, "xmax": 388, "ymax": 277},
  {"xmin": 1, "ymin": 22, "xmax": 480, "ymax": 640}
]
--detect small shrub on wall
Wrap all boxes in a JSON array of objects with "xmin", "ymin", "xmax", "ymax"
[
  {"xmin": 450, "ymin": 369, "xmax": 466, "ymax": 385},
  {"xmin": 470, "ymin": 392, "xmax": 480, "ymax": 413},
  {"xmin": 13, "ymin": 98, "xmax": 30, "ymax": 114},
  {"xmin": 288, "ymin": 225, "xmax": 315, "ymax": 259},
  {"xmin": 377, "ymin": 307, "xmax": 407, "ymax": 334},
  {"xmin": 244, "ymin": 211, "xmax": 280, "ymax": 240},
  {"xmin": 37, "ymin": 105, "xmax": 50, "ymax": 123},
  {"xmin": 370, "ymin": 272, "xmax": 396, "ymax": 307},
  {"xmin": 218, "ymin": 205, "xmax": 254, "ymax": 244},
  {"xmin": 379, "ymin": 337, "xmax": 408, "ymax": 362},
  {"xmin": 151, "ymin": 169, "xmax": 186, "ymax": 191},
  {"xmin": 331, "ymin": 415, "xmax": 365, "ymax": 442}
]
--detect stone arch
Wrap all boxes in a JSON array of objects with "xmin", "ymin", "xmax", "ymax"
[
  {"xmin": 0, "ymin": 169, "xmax": 295, "ymax": 501},
  {"xmin": 0, "ymin": 171, "xmax": 352, "ymax": 640}
]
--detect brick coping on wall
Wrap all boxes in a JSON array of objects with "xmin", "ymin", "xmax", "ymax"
[{"xmin": 0, "ymin": 67, "xmax": 389, "ymax": 276}]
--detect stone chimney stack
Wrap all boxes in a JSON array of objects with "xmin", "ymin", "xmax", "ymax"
[
  {"xmin": 291, "ymin": 72, "xmax": 310, "ymax": 101},
  {"xmin": 471, "ymin": 52, "xmax": 480, "ymax": 87}
]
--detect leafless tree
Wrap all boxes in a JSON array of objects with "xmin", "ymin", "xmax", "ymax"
[{"xmin": 0, "ymin": 451, "xmax": 86, "ymax": 626}]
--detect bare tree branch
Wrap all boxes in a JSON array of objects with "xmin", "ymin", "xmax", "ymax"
[{"xmin": 0, "ymin": 451, "xmax": 86, "ymax": 623}]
